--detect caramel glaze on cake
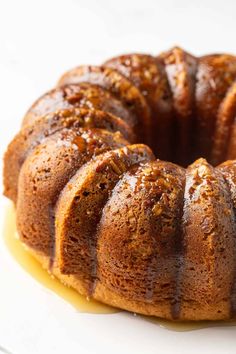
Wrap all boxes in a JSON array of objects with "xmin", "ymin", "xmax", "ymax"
[{"xmin": 3, "ymin": 47, "xmax": 236, "ymax": 321}]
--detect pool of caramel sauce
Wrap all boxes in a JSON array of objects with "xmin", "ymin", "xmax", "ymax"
[
  {"xmin": 3, "ymin": 204, "xmax": 236, "ymax": 331},
  {"xmin": 3, "ymin": 204, "xmax": 115, "ymax": 314}
]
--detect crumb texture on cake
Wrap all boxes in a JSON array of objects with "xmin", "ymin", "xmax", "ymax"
[{"xmin": 3, "ymin": 47, "xmax": 236, "ymax": 321}]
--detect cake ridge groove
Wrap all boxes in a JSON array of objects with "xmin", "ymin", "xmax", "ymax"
[
  {"xmin": 170, "ymin": 167, "xmax": 186, "ymax": 320},
  {"xmin": 212, "ymin": 81, "xmax": 236, "ymax": 165},
  {"xmin": 217, "ymin": 162, "xmax": 236, "ymax": 317},
  {"xmin": 217, "ymin": 167, "xmax": 236, "ymax": 317}
]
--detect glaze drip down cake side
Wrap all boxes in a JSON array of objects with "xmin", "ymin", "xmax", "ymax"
[{"xmin": 3, "ymin": 47, "xmax": 236, "ymax": 321}]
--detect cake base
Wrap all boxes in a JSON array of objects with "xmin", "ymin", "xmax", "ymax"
[{"xmin": 27, "ymin": 247, "xmax": 231, "ymax": 321}]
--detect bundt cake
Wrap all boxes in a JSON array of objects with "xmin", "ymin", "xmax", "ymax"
[{"xmin": 3, "ymin": 47, "xmax": 236, "ymax": 321}]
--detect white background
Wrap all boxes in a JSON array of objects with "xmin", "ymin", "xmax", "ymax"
[{"xmin": 1, "ymin": 0, "xmax": 236, "ymax": 353}]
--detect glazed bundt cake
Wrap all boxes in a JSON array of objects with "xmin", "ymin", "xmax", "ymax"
[{"xmin": 3, "ymin": 47, "xmax": 236, "ymax": 321}]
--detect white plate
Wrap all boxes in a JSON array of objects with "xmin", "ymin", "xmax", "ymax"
[{"xmin": 1, "ymin": 1, "xmax": 236, "ymax": 353}]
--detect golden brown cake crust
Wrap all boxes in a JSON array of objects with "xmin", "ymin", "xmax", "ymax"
[
  {"xmin": 57, "ymin": 65, "xmax": 151, "ymax": 142},
  {"xmin": 212, "ymin": 82, "xmax": 236, "ymax": 165},
  {"xmin": 55, "ymin": 145, "xmax": 154, "ymax": 293},
  {"xmin": 16, "ymin": 128, "xmax": 128, "ymax": 255},
  {"xmin": 23, "ymin": 83, "xmax": 133, "ymax": 128},
  {"xmin": 195, "ymin": 54, "xmax": 236, "ymax": 161},
  {"xmin": 180, "ymin": 159, "xmax": 236, "ymax": 319},
  {"xmin": 97, "ymin": 160, "xmax": 185, "ymax": 317},
  {"xmin": 105, "ymin": 53, "xmax": 174, "ymax": 160},
  {"xmin": 4, "ymin": 108, "xmax": 135, "ymax": 203},
  {"xmin": 159, "ymin": 47, "xmax": 197, "ymax": 165},
  {"xmin": 3, "ymin": 47, "xmax": 236, "ymax": 321}
]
